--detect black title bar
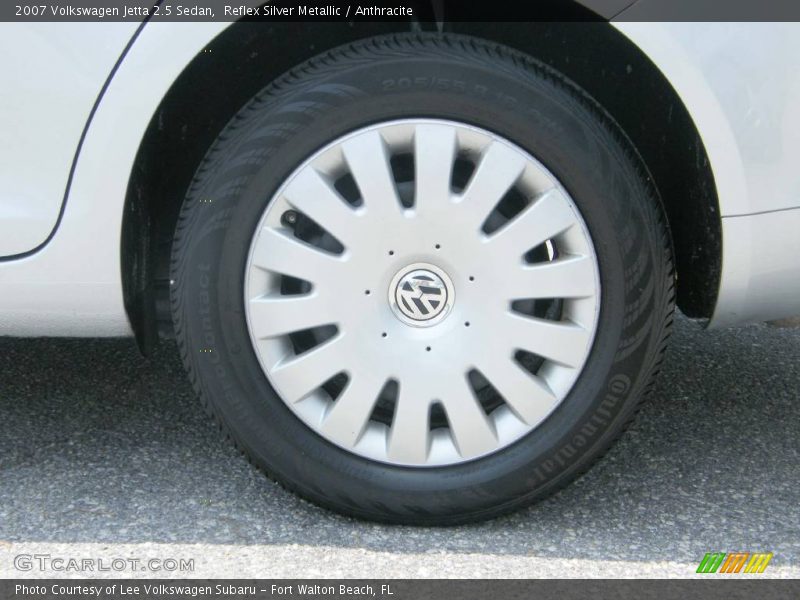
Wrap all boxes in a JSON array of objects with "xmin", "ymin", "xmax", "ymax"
[{"xmin": 5, "ymin": 0, "xmax": 800, "ymax": 22}]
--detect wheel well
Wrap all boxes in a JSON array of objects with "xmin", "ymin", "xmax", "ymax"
[{"xmin": 122, "ymin": 21, "xmax": 720, "ymax": 353}]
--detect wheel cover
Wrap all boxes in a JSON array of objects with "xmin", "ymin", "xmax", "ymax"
[{"xmin": 244, "ymin": 119, "xmax": 601, "ymax": 467}]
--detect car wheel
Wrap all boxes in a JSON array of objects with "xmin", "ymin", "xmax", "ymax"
[{"xmin": 170, "ymin": 33, "xmax": 675, "ymax": 524}]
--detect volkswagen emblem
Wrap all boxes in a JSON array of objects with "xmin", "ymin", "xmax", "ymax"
[{"xmin": 389, "ymin": 263, "xmax": 455, "ymax": 327}]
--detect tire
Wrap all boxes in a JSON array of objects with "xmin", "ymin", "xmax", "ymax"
[{"xmin": 170, "ymin": 33, "xmax": 675, "ymax": 524}]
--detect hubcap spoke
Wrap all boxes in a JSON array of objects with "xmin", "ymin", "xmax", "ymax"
[
  {"xmin": 388, "ymin": 381, "xmax": 431, "ymax": 464},
  {"xmin": 249, "ymin": 294, "xmax": 338, "ymax": 339},
  {"xmin": 502, "ymin": 255, "xmax": 596, "ymax": 300},
  {"xmin": 485, "ymin": 188, "xmax": 576, "ymax": 259},
  {"xmin": 476, "ymin": 357, "xmax": 558, "ymax": 426},
  {"xmin": 458, "ymin": 140, "xmax": 526, "ymax": 229},
  {"xmin": 341, "ymin": 131, "xmax": 404, "ymax": 221},
  {"xmin": 250, "ymin": 227, "xmax": 343, "ymax": 287},
  {"xmin": 269, "ymin": 335, "xmax": 348, "ymax": 403},
  {"xmin": 245, "ymin": 119, "xmax": 600, "ymax": 467},
  {"xmin": 283, "ymin": 168, "xmax": 363, "ymax": 248},
  {"xmin": 439, "ymin": 374, "xmax": 497, "ymax": 458},
  {"xmin": 320, "ymin": 373, "xmax": 387, "ymax": 447},
  {"xmin": 502, "ymin": 313, "xmax": 591, "ymax": 369},
  {"xmin": 413, "ymin": 123, "xmax": 458, "ymax": 215}
]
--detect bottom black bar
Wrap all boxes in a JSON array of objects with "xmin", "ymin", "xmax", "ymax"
[{"xmin": 2, "ymin": 579, "xmax": 800, "ymax": 600}]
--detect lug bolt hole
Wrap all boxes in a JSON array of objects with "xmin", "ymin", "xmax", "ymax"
[
  {"xmin": 435, "ymin": 244, "xmax": 441, "ymax": 250},
  {"xmin": 388, "ymin": 250, "xmax": 394, "ymax": 256},
  {"xmin": 381, "ymin": 332, "xmax": 387, "ymax": 338},
  {"xmin": 426, "ymin": 346, "xmax": 432, "ymax": 352},
  {"xmin": 468, "ymin": 276, "xmax": 475, "ymax": 282},
  {"xmin": 464, "ymin": 321, "xmax": 470, "ymax": 327},
  {"xmin": 364, "ymin": 290, "xmax": 371, "ymax": 295}
]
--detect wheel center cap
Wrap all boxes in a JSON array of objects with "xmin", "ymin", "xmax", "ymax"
[{"xmin": 389, "ymin": 263, "xmax": 455, "ymax": 327}]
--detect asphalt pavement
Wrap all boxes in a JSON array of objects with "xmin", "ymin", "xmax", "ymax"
[{"xmin": 0, "ymin": 314, "xmax": 798, "ymax": 578}]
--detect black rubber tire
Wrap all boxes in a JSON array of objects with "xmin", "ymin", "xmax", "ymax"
[{"xmin": 170, "ymin": 33, "xmax": 675, "ymax": 525}]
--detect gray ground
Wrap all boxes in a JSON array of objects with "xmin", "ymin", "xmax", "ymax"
[{"xmin": 0, "ymin": 314, "xmax": 798, "ymax": 578}]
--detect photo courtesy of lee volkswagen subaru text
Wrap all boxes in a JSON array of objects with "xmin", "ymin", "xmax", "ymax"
[{"xmin": 2, "ymin": 15, "xmax": 800, "ymax": 524}]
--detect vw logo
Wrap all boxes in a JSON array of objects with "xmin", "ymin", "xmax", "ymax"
[
  {"xmin": 397, "ymin": 270, "xmax": 446, "ymax": 319},
  {"xmin": 389, "ymin": 264, "xmax": 455, "ymax": 327}
]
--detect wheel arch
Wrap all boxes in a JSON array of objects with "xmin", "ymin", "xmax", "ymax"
[{"xmin": 122, "ymin": 21, "xmax": 722, "ymax": 352}]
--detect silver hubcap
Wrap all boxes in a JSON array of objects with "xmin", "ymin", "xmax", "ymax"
[{"xmin": 244, "ymin": 119, "xmax": 600, "ymax": 467}]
